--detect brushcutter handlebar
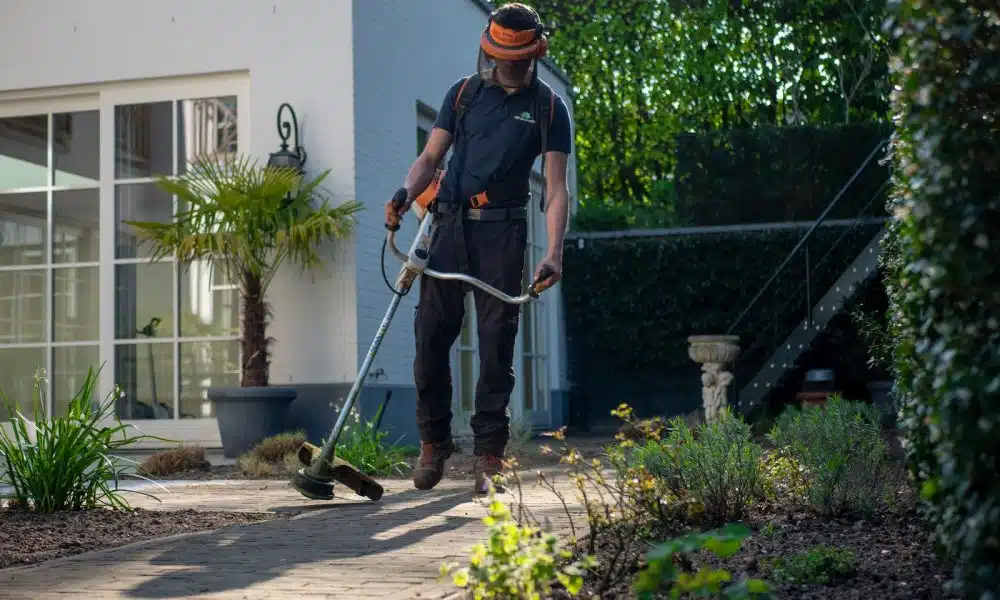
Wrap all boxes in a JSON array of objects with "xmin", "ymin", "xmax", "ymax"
[{"xmin": 386, "ymin": 218, "xmax": 553, "ymax": 305}]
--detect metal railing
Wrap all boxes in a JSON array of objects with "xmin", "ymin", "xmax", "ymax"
[{"xmin": 726, "ymin": 138, "xmax": 891, "ymax": 336}]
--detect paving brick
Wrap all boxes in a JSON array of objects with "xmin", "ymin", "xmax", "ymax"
[{"xmin": 1, "ymin": 475, "xmax": 585, "ymax": 600}]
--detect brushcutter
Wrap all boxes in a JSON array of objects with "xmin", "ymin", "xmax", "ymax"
[{"xmin": 289, "ymin": 190, "xmax": 555, "ymax": 502}]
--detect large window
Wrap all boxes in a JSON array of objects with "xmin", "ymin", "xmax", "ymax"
[
  {"xmin": 112, "ymin": 96, "xmax": 240, "ymax": 420},
  {"xmin": 0, "ymin": 79, "xmax": 245, "ymax": 424},
  {"xmin": 0, "ymin": 110, "xmax": 100, "ymax": 418}
]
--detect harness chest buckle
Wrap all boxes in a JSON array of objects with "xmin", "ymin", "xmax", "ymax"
[{"xmin": 470, "ymin": 191, "xmax": 489, "ymax": 208}]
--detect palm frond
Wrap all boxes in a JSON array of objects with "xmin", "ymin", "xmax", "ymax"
[{"xmin": 124, "ymin": 153, "xmax": 362, "ymax": 287}]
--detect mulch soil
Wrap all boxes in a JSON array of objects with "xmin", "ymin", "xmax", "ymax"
[{"xmin": 0, "ymin": 506, "xmax": 275, "ymax": 570}]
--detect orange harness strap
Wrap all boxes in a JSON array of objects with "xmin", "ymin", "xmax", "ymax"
[{"xmin": 414, "ymin": 76, "xmax": 556, "ymax": 213}]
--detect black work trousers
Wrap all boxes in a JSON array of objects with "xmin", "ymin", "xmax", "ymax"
[{"xmin": 413, "ymin": 210, "xmax": 528, "ymax": 456}]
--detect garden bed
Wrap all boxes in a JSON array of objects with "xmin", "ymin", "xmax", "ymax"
[
  {"xmin": 554, "ymin": 474, "xmax": 955, "ymax": 599},
  {"xmin": 441, "ymin": 401, "xmax": 959, "ymax": 599},
  {"xmin": 0, "ymin": 506, "xmax": 274, "ymax": 569}
]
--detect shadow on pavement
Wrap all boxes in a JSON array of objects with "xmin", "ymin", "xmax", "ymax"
[{"xmin": 123, "ymin": 487, "xmax": 478, "ymax": 598}]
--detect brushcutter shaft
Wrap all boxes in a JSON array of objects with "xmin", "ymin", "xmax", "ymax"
[{"xmin": 312, "ymin": 291, "xmax": 401, "ymax": 467}]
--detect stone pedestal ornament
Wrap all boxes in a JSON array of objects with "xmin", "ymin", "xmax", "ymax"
[{"xmin": 687, "ymin": 335, "xmax": 741, "ymax": 423}]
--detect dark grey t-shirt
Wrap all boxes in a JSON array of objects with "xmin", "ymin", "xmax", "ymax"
[{"xmin": 433, "ymin": 76, "xmax": 573, "ymax": 207}]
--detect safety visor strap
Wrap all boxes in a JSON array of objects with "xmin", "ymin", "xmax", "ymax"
[{"xmin": 480, "ymin": 22, "xmax": 542, "ymax": 60}]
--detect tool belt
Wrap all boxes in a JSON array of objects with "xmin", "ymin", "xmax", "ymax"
[
  {"xmin": 434, "ymin": 202, "xmax": 528, "ymax": 221},
  {"xmin": 415, "ymin": 168, "xmax": 532, "ymax": 220}
]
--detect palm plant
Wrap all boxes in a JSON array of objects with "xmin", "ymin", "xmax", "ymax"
[{"xmin": 126, "ymin": 154, "xmax": 363, "ymax": 388}]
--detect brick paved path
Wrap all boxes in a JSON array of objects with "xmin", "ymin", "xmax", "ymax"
[{"xmin": 1, "ymin": 474, "xmax": 583, "ymax": 600}]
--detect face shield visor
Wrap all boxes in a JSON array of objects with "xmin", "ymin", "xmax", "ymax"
[{"xmin": 477, "ymin": 20, "xmax": 548, "ymax": 86}]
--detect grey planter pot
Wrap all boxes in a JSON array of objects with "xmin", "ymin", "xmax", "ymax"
[
  {"xmin": 208, "ymin": 386, "xmax": 298, "ymax": 459},
  {"xmin": 868, "ymin": 380, "xmax": 896, "ymax": 427}
]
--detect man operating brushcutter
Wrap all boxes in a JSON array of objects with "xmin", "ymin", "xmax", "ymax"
[{"xmin": 384, "ymin": 2, "xmax": 573, "ymax": 495}]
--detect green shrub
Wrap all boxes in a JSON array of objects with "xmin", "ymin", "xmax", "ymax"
[
  {"xmin": 0, "ymin": 368, "xmax": 160, "ymax": 513},
  {"xmin": 330, "ymin": 402, "xmax": 415, "ymax": 477},
  {"xmin": 767, "ymin": 396, "xmax": 889, "ymax": 516},
  {"xmin": 138, "ymin": 445, "xmax": 210, "ymax": 477},
  {"xmin": 884, "ymin": 1, "xmax": 1000, "ymax": 595},
  {"xmin": 635, "ymin": 524, "xmax": 772, "ymax": 600},
  {"xmin": 635, "ymin": 410, "xmax": 765, "ymax": 524},
  {"xmin": 247, "ymin": 431, "xmax": 306, "ymax": 464},
  {"xmin": 762, "ymin": 546, "xmax": 857, "ymax": 585},
  {"xmin": 440, "ymin": 489, "xmax": 594, "ymax": 599}
]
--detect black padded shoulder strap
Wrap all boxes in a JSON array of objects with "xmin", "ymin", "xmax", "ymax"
[
  {"xmin": 535, "ymin": 80, "xmax": 555, "ymax": 212},
  {"xmin": 454, "ymin": 74, "xmax": 483, "ymax": 128},
  {"xmin": 535, "ymin": 80, "xmax": 555, "ymax": 156}
]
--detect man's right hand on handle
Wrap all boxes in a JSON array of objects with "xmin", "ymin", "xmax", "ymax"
[{"xmin": 384, "ymin": 187, "xmax": 411, "ymax": 231}]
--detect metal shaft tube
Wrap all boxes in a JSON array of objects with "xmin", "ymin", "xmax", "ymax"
[{"xmin": 304, "ymin": 291, "xmax": 403, "ymax": 478}]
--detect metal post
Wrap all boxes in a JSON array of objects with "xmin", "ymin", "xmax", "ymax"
[{"xmin": 804, "ymin": 243, "xmax": 812, "ymax": 327}]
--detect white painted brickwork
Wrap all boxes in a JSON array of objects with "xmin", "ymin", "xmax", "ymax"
[{"xmin": 0, "ymin": 0, "xmax": 360, "ymax": 385}]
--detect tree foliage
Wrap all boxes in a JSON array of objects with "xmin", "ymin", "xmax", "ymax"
[
  {"xmin": 533, "ymin": 0, "xmax": 890, "ymax": 207},
  {"xmin": 884, "ymin": 0, "xmax": 1000, "ymax": 595}
]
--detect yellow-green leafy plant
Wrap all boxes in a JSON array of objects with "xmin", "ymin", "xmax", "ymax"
[
  {"xmin": 440, "ymin": 486, "xmax": 594, "ymax": 599},
  {"xmin": 1, "ymin": 368, "xmax": 166, "ymax": 513},
  {"xmin": 127, "ymin": 154, "xmax": 363, "ymax": 389},
  {"xmin": 635, "ymin": 524, "xmax": 772, "ymax": 599},
  {"xmin": 526, "ymin": 412, "xmax": 690, "ymax": 595}
]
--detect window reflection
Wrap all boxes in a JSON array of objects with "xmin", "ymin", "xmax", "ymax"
[
  {"xmin": 0, "ymin": 115, "xmax": 48, "ymax": 189},
  {"xmin": 115, "ymin": 102, "xmax": 173, "ymax": 179},
  {"xmin": 177, "ymin": 96, "xmax": 238, "ymax": 171}
]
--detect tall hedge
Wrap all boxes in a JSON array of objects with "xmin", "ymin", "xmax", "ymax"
[
  {"xmin": 674, "ymin": 124, "xmax": 892, "ymax": 226},
  {"xmin": 885, "ymin": 1, "xmax": 1000, "ymax": 596},
  {"xmin": 563, "ymin": 223, "xmax": 881, "ymax": 425}
]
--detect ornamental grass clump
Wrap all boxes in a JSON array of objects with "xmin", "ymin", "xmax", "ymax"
[{"xmin": 1, "ymin": 367, "xmax": 161, "ymax": 513}]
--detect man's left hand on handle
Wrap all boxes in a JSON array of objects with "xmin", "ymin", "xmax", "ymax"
[{"xmin": 533, "ymin": 254, "xmax": 562, "ymax": 293}]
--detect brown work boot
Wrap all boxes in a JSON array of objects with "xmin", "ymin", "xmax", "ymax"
[
  {"xmin": 413, "ymin": 440, "xmax": 453, "ymax": 490},
  {"xmin": 473, "ymin": 455, "xmax": 506, "ymax": 495}
]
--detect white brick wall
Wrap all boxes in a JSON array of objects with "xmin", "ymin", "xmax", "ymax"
[
  {"xmin": 351, "ymin": 0, "xmax": 576, "ymax": 389},
  {"xmin": 0, "ymin": 0, "xmax": 360, "ymax": 385}
]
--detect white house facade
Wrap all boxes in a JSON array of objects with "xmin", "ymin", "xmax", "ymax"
[{"xmin": 0, "ymin": 0, "xmax": 577, "ymax": 448}]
